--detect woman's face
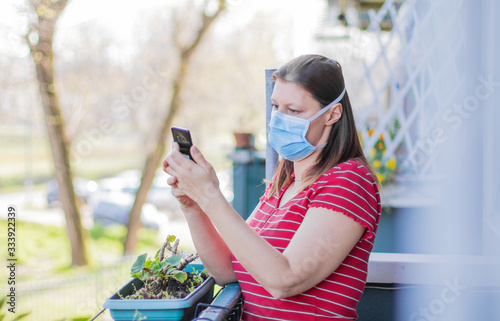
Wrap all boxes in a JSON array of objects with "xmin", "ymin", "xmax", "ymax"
[{"xmin": 271, "ymin": 79, "xmax": 328, "ymax": 146}]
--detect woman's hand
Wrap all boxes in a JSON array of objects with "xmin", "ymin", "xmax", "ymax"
[
  {"xmin": 162, "ymin": 144, "xmax": 199, "ymax": 209},
  {"xmin": 162, "ymin": 142, "xmax": 222, "ymax": 212},
  {"xmin": 165, "ymin": 175, "xmax": 200, "ymax": 209},
  {"xmin": 162, "ymin": 143, "xmax": 237, "ymax": 285}
]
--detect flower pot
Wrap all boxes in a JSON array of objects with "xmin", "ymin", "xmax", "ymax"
[
  {"xmin": 233, "ymin": 132, "xmax": 255, "ymax": 149},
  {"xmin": 103, "ymin": 264, "xmax": 215, "ymax": 321}
]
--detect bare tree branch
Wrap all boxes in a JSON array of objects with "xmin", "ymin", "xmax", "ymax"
[
  {"xmin": 124, "ymin": 0, "xmax": 227, "ymax": 254},
  {"xmin": 182, "ymin": 0, "xmax": 226, "ymax": 59}
]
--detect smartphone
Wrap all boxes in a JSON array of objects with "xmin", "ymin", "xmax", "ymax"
[{"xmin": 171, "ymin": 126, "xmax": 193, "ymax": 160}]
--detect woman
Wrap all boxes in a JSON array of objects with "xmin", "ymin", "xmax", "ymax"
[{"xmin": 163, "ymin": 54, "xmax": 381, "ymax": 320}]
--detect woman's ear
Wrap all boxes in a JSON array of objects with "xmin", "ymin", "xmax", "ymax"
[{"xmin": 325, "ymin": 103, "xmax": 342, "ymax": 125}]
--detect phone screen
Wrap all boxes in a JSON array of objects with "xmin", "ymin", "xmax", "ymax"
[{"xmin": 171, "ymin": 126, "xmax": 193, "ymax": 160}]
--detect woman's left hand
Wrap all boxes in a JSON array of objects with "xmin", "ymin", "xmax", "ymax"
[{"xmin": 163, "ymin": 143, "xmax": 222, "ymax": 211}]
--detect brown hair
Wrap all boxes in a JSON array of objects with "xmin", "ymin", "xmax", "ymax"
[{"xmin": 267, "ymin": 54, "xmax": 379, "ymax": 197}]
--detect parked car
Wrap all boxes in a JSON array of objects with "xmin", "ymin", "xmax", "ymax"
[
  {"xmin": 92, "ymin": 191, "xmax": 168, "ymax": 229},
  {"xmin": 89, "ymin": 170, "xmax": 174, "ymax": 229},
  {"xmin": 46, "ymin": 177, "xmax": 98, "ymax": 207},
  {"xmin": 90, "ymin": 168, "xmax": 233, "ymax": 229},
  {"xmin": 92, "ymin": 169, "xmax": 180, "ymax": 213}
]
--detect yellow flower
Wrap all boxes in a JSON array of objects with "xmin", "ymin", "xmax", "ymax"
[
  {"xmin": 376, "ymin": 141, "xmax": 385, "ymax": 151},
  {"xmin": 386, "ymin": 158, "xmax": 397, "ymax": 170},
  {"xmin": 372, "ymin": 159, "xmax": 381, "ymax": 169},
  {"xmin": 369, "ymin": 148, "xmax": 376, "ymax": 158},
  {"xmin": 376, "ymin": 173, "xmax": 385, "ymax": 183}
]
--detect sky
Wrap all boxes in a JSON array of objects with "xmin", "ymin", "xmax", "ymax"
[{"xmin": 0, "ymin": 0, "xmax": 326, "ymax": 60}]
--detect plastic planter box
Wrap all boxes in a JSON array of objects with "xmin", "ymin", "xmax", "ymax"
[{"xmin": 103, "ymin": 264, "xmax": 215, "ymax": 321}]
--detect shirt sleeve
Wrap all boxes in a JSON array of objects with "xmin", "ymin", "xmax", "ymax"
[{"xmin": 308, "ymin": 162, "xmax": 381, "ymax": 241}]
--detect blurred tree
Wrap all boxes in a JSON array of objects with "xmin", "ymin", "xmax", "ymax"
[
  {"xmin": 121, "ymin": 8, "xmax": 289, "ymax": 162},
  {"xmin": 24, "ymin": 0, "xmax": 88, "ymax": 266},
  {"xmin": 183, "ymin": 11, "xmax": 291, "ymax": 135},
  {"xmin": 54, "ymin": 22, "xmax": 134, "ymax": 172},
  {"xmin": 56, "ymin": 23, "xmax": 128, "ymax": 143},
  {"xmin": 123, "ymin": 0, "xmax": 227, "ymax": 254}
]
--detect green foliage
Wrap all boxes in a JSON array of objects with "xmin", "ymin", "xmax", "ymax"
[
  {"xmin": 131, "ymin": 253, "xmax": 148, "ymax": 277},
  {"xmin": 170, "ymin": 268, "xmax": 188, "ymax": 283},
  {"xmin": 124, "ymin": 235, "xmax": 205, "ymax": 300},
  {"xmin": 0, "ymin": 297, "xmax": 30, "ymax": 321},
  {"xmin": 130, "ymin": 251, "xmax": 187, "ymax": 283},
  {"xmin": 0, "ymin": 220, "xmax": 163, "ymax": 283},
  {"xmin": 362, "ymin": 119, "xmax": 400, "ymax": 185},
  {"xmin": 132, "ymin": 310, "xmax": 147, "ymax": 321},
  {"xmin": 164, "ymin": 254, "xmax": 182, "ymax": 267}
]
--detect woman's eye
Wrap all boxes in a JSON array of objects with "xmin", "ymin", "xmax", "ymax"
[{"xmin": 271, "ymin": 104, "xmax": 299, "ymax": 115}]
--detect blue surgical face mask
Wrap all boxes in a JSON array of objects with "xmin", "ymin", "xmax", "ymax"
[{"xmin": 268, "ymin": 88, "xmax": 346, "ymax": 162}]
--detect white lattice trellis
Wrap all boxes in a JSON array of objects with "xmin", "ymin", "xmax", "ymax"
[{"xmin": 356, "ymin": 0, "xmax": 466, "ymax": 180}]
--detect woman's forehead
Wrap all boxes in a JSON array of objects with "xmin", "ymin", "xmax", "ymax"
[{"xmin": 271, "ymin": 79, "xmax": 315, "ymax": 104}]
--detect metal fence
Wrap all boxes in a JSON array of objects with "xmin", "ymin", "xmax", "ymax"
[{"xmin": 3, "ymin": 257, "xmax": 135, "ymax": 321}]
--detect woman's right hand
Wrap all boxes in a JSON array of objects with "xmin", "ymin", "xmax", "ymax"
[
  {"xmin": 166, "ymin": 174, "xmax": 201, "ymax": 209},
  {"xmin": 162, "ymin": 145, "xmax": 201, "ymax": 211}
]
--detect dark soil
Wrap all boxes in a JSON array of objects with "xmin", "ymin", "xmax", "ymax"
[{"xmin": 126, "ymin": 271, "xmax": 208, "ymax": 300}]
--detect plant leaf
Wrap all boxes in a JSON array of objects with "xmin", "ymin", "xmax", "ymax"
[
  {"xmin": 164, "ymin": 254, "xmax": 182, "ymax": 267},
  {"xmin": 144, "ymin": 258, "xmax": 154, "ymax": 270},
  {"xmin": 130, "ymin": 253, "xmax": 148, "ymax": 276},
  {"xmin": 152, "ymin": 261, "xmax": 167, "ymax": 273},
  {"xmin": 171, "ymin": 271, "xmax": 187, "ymax": 283},
  {"xmin": 13, "ymin": 312, "xmax": 30, "ymax": 320},
  {"xmin": 0, "ymin": 296, "xmax": 5, "ymax": 310},
  {"xmin": 154, "ymin": 248, "xmax": 161, "ymax": 260},
  {"xmin": 166, "ymin": 235, "xmax": 176, "ymax": 243}
]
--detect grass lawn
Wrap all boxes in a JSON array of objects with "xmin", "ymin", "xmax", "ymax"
[
  {"xmin": 0, "ymin": 128, "xmax": 229, "ymax": 320},
  {"xmin": 0, "ymin": 220, "xmax": 197, "ymax": 321}
]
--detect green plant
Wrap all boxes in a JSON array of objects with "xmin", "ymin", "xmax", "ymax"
[
  {"xmin": 366, "ymin": 129, "xmax": 397, "ymax": 184},
  {"xmin": 0, "ymin": 296, "xmax": 29, "ymax": 321},
  {"xmin": 124, "ymin": 235, "xmax": 207, "ymax": 300},
  {"xmin": 362, "ymin": 119, "xmax": 400, "ymax": 185}
]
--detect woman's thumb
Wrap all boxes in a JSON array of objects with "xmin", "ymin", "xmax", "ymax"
[{"xmin": 190, "ymin": 146, "xmax": 210, "ymax": 169}]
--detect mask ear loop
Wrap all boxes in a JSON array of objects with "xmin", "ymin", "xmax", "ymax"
[
  {"xmin": 307, "ymin": 88, "xmax": 346, "ymax": 123},
  {"xmin": 302, "ymin": 88, "xmax": 347, "ymax": 139}
]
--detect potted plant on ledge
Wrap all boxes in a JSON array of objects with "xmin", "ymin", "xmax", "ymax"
[{"xmin": 103, "ymin": 235, "xmax": 215, "ymax": 321}]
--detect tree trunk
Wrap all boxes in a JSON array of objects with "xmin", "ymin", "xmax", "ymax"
[
  {"xmin": 123, "ymin": 0, "xmax": 227, "ymax": 255},
  {"xmin": 27, "ymin": 0, "xmax": 88, "ymax": 266}
]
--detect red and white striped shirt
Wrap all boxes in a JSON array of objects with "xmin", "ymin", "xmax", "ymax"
[{"xmin": 232, "ymin": 160, "xmax": 381, "ymax": 320}]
